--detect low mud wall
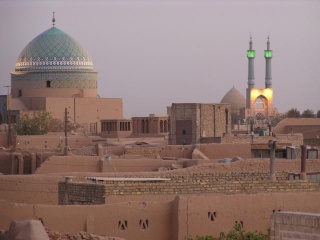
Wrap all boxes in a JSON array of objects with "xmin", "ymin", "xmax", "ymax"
[{"xmin": 1, "ymin": 192, "xmax": 320, "ymax": 240}]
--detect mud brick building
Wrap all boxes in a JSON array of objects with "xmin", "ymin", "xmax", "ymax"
[{"xmin": 169, "ymin": 103, "xmax": 231, "ymax": 145}]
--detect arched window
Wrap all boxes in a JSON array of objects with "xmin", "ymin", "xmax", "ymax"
[{"xmin": 160, "ymin": 120, "xmax": 164, "ymax": 133}]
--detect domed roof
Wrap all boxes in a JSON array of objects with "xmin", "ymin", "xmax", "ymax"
[
  {"xmin": 220, "ymin": 86, "xmax": 246, "ymax": 111},
  {"xmin": 15, "ymin": 27, "xmax": 93, "ymax": 71}
]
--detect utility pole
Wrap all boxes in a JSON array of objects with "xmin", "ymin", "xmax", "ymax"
[
  {"xmin": 63, "ymin": 108, "xmax": 69, "ymax": 156},
  {"xmin": 300, "ymin": 145, "xmax": 307, "ymax": 180},
  {"xmin": 268, "ymin": 140, "xmax": 277, "ymax": 181},
  {"xmin": 3, "ymin": 85, "xmax": 12, "ymax": 148}
]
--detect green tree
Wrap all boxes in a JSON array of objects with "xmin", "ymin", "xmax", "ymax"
[
  {"xmin": 14, "ymin": 111, "xmax": 61, "ymax": 135},
  {"xmin": 301, "ymin": 109, "xmax": 315, "ymax": 118},
  {"xmin": 317, "ymin": 110, "xmax": 320, "ymax": 118},
  {"xmin": 185, "ymin": 223, "xmax": 269, "ymax": 240},
  {"xmin": 286, "ymin": 108, "xmax": 300, "ymax": 118},
  {"xmin": 231, "ymin": 112, "xmax": 240, "ymax": 125},
  {"xmin": 271, "ymin": 113, "xmax": 284, "ymax": 127}
]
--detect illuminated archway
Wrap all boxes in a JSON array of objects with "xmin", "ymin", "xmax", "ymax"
[{"xmin": 250, "ymin": 88, "xmax": 273, "ymax": 121}]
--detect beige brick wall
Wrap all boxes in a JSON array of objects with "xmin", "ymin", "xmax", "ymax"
[
  {"xmin": 103, "ymin": 176, "xmax": 320, "ymax": 196},
  {"xmin": 270, "ymin": 212, "xmax": 320, "ymax": 240},
  {"xmin": 125, "ymin": 146, "xmax": 162, "ymax": 158},
  {"xmin": 169, "ymin": 103, "xmax": 231, "ymax": 145},
  {"xmin": 58, "ymin": 182, "xmax": 105, "ymax": 205},
  {"xmin": 200, "ymin": 104, "xmax": 214, "ymax": 137},
  {"xmin": 214, "ymin": 104, "xmax": 231, "ymax": 137},
  {"xmin": 222, "ymin": 133, "xmax": 304, "ymax": 145}
]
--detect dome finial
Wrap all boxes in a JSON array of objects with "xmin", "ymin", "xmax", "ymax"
[{"xmin": 52, "ymin": 12, "xmax": 55, "ymax": 26}]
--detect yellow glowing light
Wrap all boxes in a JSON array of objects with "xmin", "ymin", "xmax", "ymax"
[
  {"xmin": 250, "ymin": 88, "xmax": 273, "ymax": 101},
  {"xmin": 262, "ymin": 88, "xmax": 273, "ymax": 99}
]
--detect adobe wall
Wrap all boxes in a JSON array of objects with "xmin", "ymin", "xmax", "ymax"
[
  {"xmin": 195, "ymin": 143, "xmax": 251, "ymax": 159},
  {"xmin": 35, "ymin": 155, "xmax": 179, "ymax": 173},
  {"xmin": 100, "ymin": 130, "xmax": 132, "ymax": 138},
  {"xmin": 100, "ymin": 158, "xmax": 179, "ymax": 172},
  {"xmin": 0, "ymin": 200, "xmax": 173, "ymax": 240},
  {"xmin": 285, "ymin": 125, "xmax": 320, "ymax": 139},
  {"xmin": 176, "ymin": 193, "xmax": 320, "ymax": 239},
  {"xmin": 184, "ymin": 159, "xmax": 320, "ymax": 173},
  {"xmin": 20, "ymin": 97, "xmax": 46, "ymax": 110},
  {"xmin": 46, "ymin": 97, "xmax": 123, "ymax": 133},
  {"xmin": 1, "ymin": 192, "xmax": 320, "ymax": 240},
  {"xmin": 0, "ymin": 174, "xmax": 62, "ymax": 204},
  {"xmin": 125, "ymin": 144, "xmax": 250, "ymax": 160},
  {"xmin": 16, "ymin": 134, "xmax": 93, "ymax": 150},
  {"xmin": 31, "ymin": 156, "xmax": 320, "ymax": 176},
  {"xmin": 270, "ymin": 212, "xmax": 320, "ymax": 240},
  {"xmin": 0, "ymin": 151, "xmax": 57, "ymax": 175},
  {"xmin": 104, "ymin": 145, "xmax": 126, "ymax": 156},
  {"xmin": 35, "ymin": 156, "xmax": 101, "ymax": 174},
  {"xmin": 2, "ymin": 159, "xmax": 320, "ymax": 205}
]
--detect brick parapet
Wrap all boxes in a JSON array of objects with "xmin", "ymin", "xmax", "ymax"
[
  {"xmin": 304, "ymin": 138, "xmax": 320, "ymax": 147},
  {"xmin": 125, "ymin": 146, "xmax": 163, "ymax": 158},
  {"xmin": 222, "ymin": 134, "xmax": 303, "ymax": 145},
  {"xmin": 104, "ymin": 178, "xmax": 320, "ymax": 196},
  {"xmin": 58, "ymin": 171, "xmax": 320, "ymax": 204},
  {"xmin": 58, "ymin": 182, "xmax": 105, "ymax": 205}
]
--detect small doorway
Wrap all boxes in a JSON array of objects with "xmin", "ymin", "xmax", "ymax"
[{"xmin": 176, "ymin": 120, "xmax": 192, "ymax": 145}]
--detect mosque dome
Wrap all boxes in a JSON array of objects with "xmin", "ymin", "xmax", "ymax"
[
  {"xmin": 220, "ymin": 86, "xmax": 246, "ymax": 111},
  {"xmin": 15, "ymin": 27, "xmax": 93, "ymax": 71}
]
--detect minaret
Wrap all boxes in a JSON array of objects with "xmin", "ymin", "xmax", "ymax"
[
  {"xmin": 246, "ymin": 35, "xmax": 255, "ymax": 108},
  {"xmin": 264, "ymin": 36, "xmax": 273, "ymax": 88}
]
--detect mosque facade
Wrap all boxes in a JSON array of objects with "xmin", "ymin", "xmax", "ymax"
[
  {"xmin": 221, "ymin": 37, "xmax": 274, "ymax": 126},
  {"xmin": 1, "ymin": 17, "xmax": 123, "ymax": 133}
]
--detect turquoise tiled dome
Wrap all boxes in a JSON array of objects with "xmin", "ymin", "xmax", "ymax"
[{"xmin": 15, "ymin": 27, "xmax": 93, "ymax": 71}]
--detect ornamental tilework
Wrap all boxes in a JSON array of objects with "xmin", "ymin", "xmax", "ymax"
[
  {"xmin": 11, "ymin": 71, "xmax": 97, "ymax": 81},
  {"xmin": 15, "ymin": 27, "xmax": 94, "ymax": 71},
  {"xmin": 12, "ymin": 79, "xmax": 96, "ymax": 89}
]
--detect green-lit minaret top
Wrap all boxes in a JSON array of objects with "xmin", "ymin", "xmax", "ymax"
[
  {"xmin": 264, "ymin": 50, "xmax": 272, "ymax": 58},
  {"xmin": 264, "ymin": 36, "xmax": 273, "ymax": 58},
  {"xmin": 247, "ymin": 50, "xmax": 255, "ymax": 58},
  {"xmin": 247, "ymin": 36, "xmax": 255, "ymax": 58}
]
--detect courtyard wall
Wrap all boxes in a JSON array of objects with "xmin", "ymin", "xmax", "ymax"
[{"xmin": 1, "ymin": 192, "xmax": 320, "ymax": 240}]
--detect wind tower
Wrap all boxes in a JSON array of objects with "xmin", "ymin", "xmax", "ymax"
[{"xmin": 246, "ymin": 35, "xmax": 255, "ymax": 108}]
